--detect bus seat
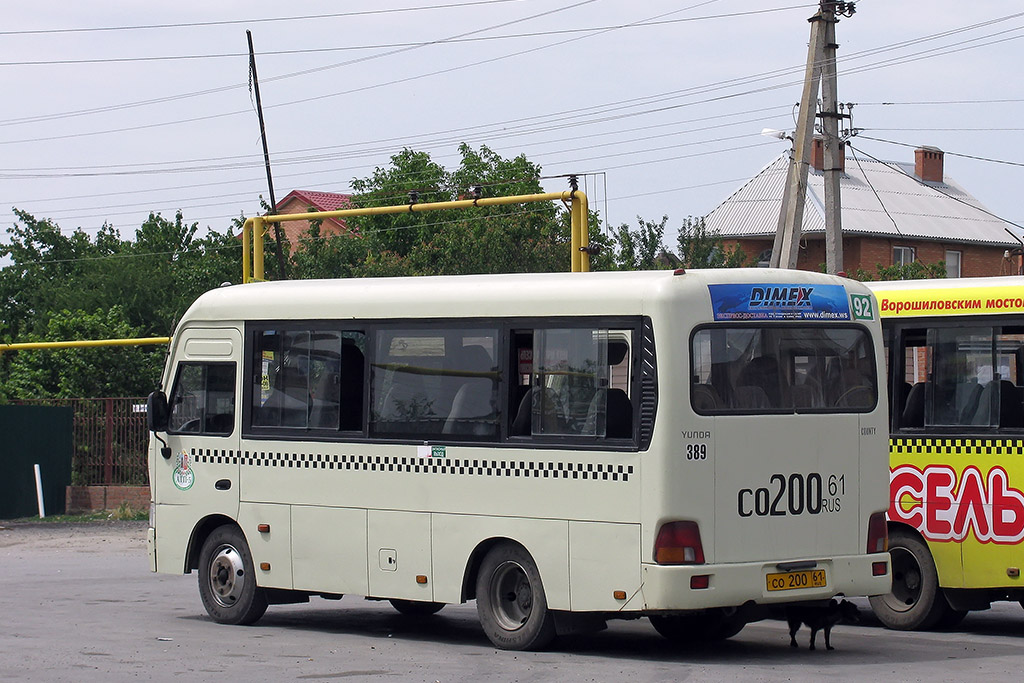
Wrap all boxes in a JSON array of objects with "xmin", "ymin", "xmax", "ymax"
[
  {"xmin": 999, "ymin": 380, "xmax": 1024, "ymax": 428},
  {"xmin": 737, "ymin": 356, "xmax": 781, "ymax": 408},
  {"xmin": 691, "ymin": 383, "xmax": 721, "ymax": 411},
  {"xmin": 442, "ymin": 345, "xmax": 497, "ymax": 436},
  {"xmin": 956, "ymin": 382, "xmax": 983, "ymax": 424},
  {"xmin": 511, "ymin": 387, "xmax": 560, "ymax": 436},
  {"xmin": 733, "ymin": 386, "xmax": 771, "ymax": 410},
  {"xmin": 901, "ymin": 382, "xmax": 926, "ymax": 428},
  {"xmin": 791, "ymin": 384, "xmax": 821, "ymax": 410},
  {"xmin": 970, "ymin": 380, "xmax": 999, "ymax": 426}
]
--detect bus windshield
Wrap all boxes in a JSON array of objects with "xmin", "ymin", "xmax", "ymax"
[{"xmin": 691, "ymin": 325, "xmax": 876, "ymax": 413}]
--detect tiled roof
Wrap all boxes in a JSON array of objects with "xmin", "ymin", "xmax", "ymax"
[
  {"xmin": 705, "ymin": 152, "xmax": 1021, "ymax": 247},
  {"xmin": 279, "ymin": 189, "xmax": 352, "ymax": 213}
]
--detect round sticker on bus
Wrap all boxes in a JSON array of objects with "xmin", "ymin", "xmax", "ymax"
[{"xmin": 173, "ymin": 451, "xmax": 194, "ymax": 491}]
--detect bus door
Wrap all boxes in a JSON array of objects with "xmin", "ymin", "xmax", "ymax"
[{"xmin": 154, "ymin": 328, "xmax": 242, "ymax": 519}]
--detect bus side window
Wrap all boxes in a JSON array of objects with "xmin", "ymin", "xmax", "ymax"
[
  {"xmin": 511, "ymin": 328, "xmax": 633, "ymax": 439},
  {"xmin": 168, "ymin": 362, "xmax": 236, "ymax": 436}
]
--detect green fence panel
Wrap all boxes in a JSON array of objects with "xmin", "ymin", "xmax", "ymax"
[{"xmin": 0, "ymin": 406, "xmax": 72, "ymax": 518}]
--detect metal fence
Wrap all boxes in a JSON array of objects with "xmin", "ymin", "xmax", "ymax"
[{"xmin": 12, "ymin": 398, "xmax": 149, "ymax": 486}]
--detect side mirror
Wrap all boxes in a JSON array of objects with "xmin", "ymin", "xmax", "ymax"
[{"xmin": 147, "ymin": 390, "xmax": 169, "ymax": 432}]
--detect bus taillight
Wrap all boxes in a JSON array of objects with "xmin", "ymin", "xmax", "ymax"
[
  {"xmin": 867, "ymin": 512, "xmax": 888, "ymax": 553},
  {"xmin": 654, "ymin": 521, "xmax": 705, "ymax": 565}
]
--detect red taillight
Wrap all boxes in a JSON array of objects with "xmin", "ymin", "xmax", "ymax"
[
  {"xmin": 654, "ymin": 521, "xmax": 705, "ymax": 565},
  {"xmin": 872, "ymin": 561, "xmax": 888, "ymax": 576},
  {"xmin": 867, "ymin": 512, "xmax": 888, "ymax": 553}
]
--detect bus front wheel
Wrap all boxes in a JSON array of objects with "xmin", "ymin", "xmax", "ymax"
[
  {"xmin": 198, "ymin": 525, "xmax": 268, "ymax": 625},
  {"xmin": 869, "ymin": 528, "xmax": 952, "ymax": 630},
  {"xmin": 475, "ymin": 542, "xmax": 556, "ymax": 651}
]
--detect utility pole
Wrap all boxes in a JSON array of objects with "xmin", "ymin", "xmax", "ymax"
[
  {"xmin": 247, "ymin": 30, "xmax": 287, "ymax": 280},
  {"xmin": 771, "ymin": 1, "xmax": 854, "ymax": 273}
]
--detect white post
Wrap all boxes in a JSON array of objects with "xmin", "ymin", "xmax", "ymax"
[{"xmin": 34, "ymin": 463, "xmax": 46, "ymax": 518}]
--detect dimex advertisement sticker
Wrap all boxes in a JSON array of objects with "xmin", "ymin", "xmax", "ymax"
[{"xmin": 708, "ymin": 284, "xmax": 852, "ymax": 321}]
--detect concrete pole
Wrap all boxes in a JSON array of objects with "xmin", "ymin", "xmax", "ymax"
[
  {"xmin": 820, "ymin": 11, "xmax": 844, "ymax": 274},
  {"xmin": 772, "ymin": 10, "xmax": 827, "ymax": 269}
]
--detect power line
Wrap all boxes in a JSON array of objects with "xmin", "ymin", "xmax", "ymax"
[
  {"xmin": 856, "ymin": 135, "xmax": 1024, "ymax": 168},
  {"xmin": 0, "ymin": 0, "xmax": 531, "ymax": 36},
  {"xmin": 4, "ymin": 3, "xmax": 1014, "ymax": 135},
  {"xmin": 846, "ymin": 142, "xmax": 1024, "ymax": 232},
  {"xmin": 0, "ymin": 6, "xmax": 815, "ymax": 68},
  {"xmin": 0, "ymin": 0, "xmax": 602, "ymax": 130}
]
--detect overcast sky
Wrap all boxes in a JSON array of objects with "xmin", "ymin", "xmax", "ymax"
[{"xmin": 2, "ymin": 0, "xmax": 1022, "ymax": 255}]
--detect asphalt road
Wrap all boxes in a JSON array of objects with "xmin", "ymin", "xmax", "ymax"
[{"xmin": 2, "ymin": 521, "xmax": 1024, "ymax": 682}]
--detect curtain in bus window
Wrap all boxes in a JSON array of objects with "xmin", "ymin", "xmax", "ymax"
[
  {"xmin": 370, "ymin": 328, "xmax": 499, "ymax": 438},
  {"xmin": 925, "ymin": 327, "xmax": 995, "ymax": 427}
]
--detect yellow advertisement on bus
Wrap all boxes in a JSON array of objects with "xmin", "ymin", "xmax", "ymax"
[{"xmin": 866, "ymin": 276, "xmax": 1024, "ymax": 630}]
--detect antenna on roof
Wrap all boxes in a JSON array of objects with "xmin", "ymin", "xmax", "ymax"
[{"xmin": 247, "ymin": 30, "xmax": 287, "ymax": 280}]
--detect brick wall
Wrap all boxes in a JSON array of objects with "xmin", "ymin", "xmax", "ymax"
[
  {"xmin": 724, "ymin": 236, "xmax": 1013, "ymax": 277},
  {"xmin": 66, "ymin": 486, "xmax": 150, "ymax": 514}
]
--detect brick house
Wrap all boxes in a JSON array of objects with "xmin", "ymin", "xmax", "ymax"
[
  {"xmin": 273, "ymin": 190, "xmax": 354, "ymax": 245},
  {"xmin": 704, "ymin": 141, "xmax": 1024, "ymax": 277}
]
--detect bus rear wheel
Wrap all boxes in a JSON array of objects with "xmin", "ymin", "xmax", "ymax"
[
  {"xmin": 869, "ymin": 528, "xmax": 951, "ymax": 630},
  {"xmin": 475, "ymin": 542, "xmax": 556, "ymax": 651},
  {"xmin": 198, "ymin": 525, "xmax": 268, "ymax": 625},
  {"xmin": 389, "ymin": 599, "xmax": 445, "ymax": 616},
  {"xmin": 649, "ymin": 609, "xmax": 746, "ymax": 642}
]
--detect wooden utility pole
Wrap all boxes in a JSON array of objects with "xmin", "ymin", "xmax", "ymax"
[
  {"xmin": 771, "ymin": 2, "xmax": 854, "ymax": 273},
  {"xmin": 247, "ymin": 30, "xmax": 287, "ymax": 280}
]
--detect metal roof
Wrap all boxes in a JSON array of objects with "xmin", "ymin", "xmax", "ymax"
[{"xmin": 705, "ymin": 152, "xmax": 1021, "ymax": 247}]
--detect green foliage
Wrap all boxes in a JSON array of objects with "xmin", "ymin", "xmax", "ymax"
[
  {"xmin": 3, "ymin": 308, "xmax": 160, "ymax": 400},
  {"xmin": 338, "ymin": 144, "xmax": 572, "ymax": 275},
  {"xmin": 848, "ymin": 260, "xmax": 947, "ymax": 281},
  {"xmin": 600, "ymin": 214, "xmax": 745, "ymax": 271},
  {"xmin": 610, "ymin": 215, "xmax": 674, "ymax": 271},
  {"xmin": 0, "ymin": 210, "xmax": 241, "ymax": 398},
  {"xmin": 676, "ymin": 216, "xmax": 747, "ymax": 269}
]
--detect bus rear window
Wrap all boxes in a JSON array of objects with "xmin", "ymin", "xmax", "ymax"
[{"xmin": 691, "ymin": 326, "xmax": 876, "ymax": 414}]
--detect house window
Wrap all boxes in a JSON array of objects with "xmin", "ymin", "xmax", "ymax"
[
  {"xmin": 945, "ymin": 250, "xmax": 962, "ymax": 278},
  {"xmin": 893, "ymin": 246, "xmax": 916, "ymax": 267}
]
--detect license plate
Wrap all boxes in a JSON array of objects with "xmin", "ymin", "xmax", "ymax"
[{"xmin": 766, "ymin": 569, "xmax": 827, "ymax": 592}]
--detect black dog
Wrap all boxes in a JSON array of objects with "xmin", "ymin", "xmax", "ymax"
[{"xmin": 786, "ymin": 599, "xmax": 860, "ymax": 651}]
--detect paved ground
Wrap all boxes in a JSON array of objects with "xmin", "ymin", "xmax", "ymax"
[{"xmin": 2, "ymin": 521, "xmax": 1024, "ymax": 682}]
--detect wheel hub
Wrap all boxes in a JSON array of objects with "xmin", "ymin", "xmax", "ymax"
[
  {"xmin": 208, "ymin": 544, "xmax": 246, "ymax": 608},
  {"xmin": 491, "ymin": 561, "xmax": 532, "ymax": 631}
]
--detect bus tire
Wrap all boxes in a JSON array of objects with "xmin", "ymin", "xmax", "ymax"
[
  {"xmin": 389, "ymin": 599, "xmax": 445, "ymax": 616},
  {"xmin": 475, "ymin": 542, "xmax": 556, "ymax": 651},
  {"xmin": 869, "ymin": 528, "xmax": 949, "ymax": 630},
  {"xmin": 649, "ymin": 610, "xmax": 746, "ymax": 642},
  {"xmin": 197, "ymin": 525, "xmax": 268, "ymax": 626}
]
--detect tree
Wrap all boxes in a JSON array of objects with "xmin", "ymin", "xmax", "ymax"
[
  {"xmin": 609, "ymin": 215, "xmax": 674, "ymax": 271},
  {"xmin": 676, "ymin": 216, "xmax": 747, "ymax": 269},
  {"xmin": 338, "ymin": 144, "xmax": 573, "ymax": 276},
  {"xmin": 2, "ymin": 307, "xmax": 159, "ymax": 399},
  {"xmin": 0, "ymin": 209, "xmax": 241, "ymax": 398}
]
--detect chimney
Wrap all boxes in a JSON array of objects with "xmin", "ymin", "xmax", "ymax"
[
  {"xmin": 811, "ymin": 136, "xmax": 845, "ymax": 172},
  {"xmin": 915, "ymin": 146, "xmax": 944, "ymax": 182}
]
